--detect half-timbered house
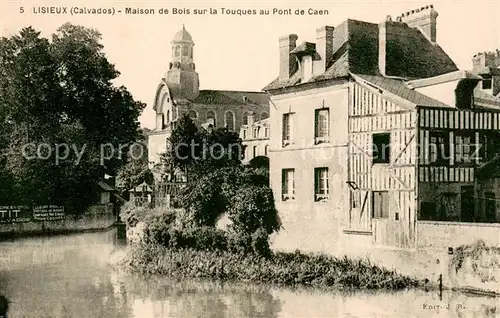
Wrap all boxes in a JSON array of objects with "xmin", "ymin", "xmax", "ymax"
[{"xmin": 264, "ymin": 5, "xmax": 500, "ymax": 253}]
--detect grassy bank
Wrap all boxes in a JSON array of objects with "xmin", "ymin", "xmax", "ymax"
[{"xmin": 113, "ymin": 243, "xmax": 420, "ymax": 291}]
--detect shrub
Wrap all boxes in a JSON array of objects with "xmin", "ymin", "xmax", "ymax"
[
  {"xmin": 141, "ymin": 210, "xmax": 177, "ymax": 246},
  {"xmin": 119, "ymin": 201, "xmax": 147, "ymax": 227},
  {"xmin": 179, "ymin": 226, "xmax": 228, "ymax": 251},
  {"xmin": 251, "ymin": 228, "xmax": 272, "ymax": 258},
  {"xmin": 226, "ymin": 185, "xmax": 280, "ymax": 236},
  {"xmin": 227, "ymin": 232, "xmax": 253, "ymax": 255}
]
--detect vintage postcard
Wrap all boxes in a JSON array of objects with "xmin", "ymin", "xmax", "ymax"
[{"xmin": 0, "ymin": 0, "xmax": 500, "ymax": 317}]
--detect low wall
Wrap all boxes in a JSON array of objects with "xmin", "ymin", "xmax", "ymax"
[
  {"xmin": 0, "ymin": 204, "xmax": 116, "ymax": 238},
  {"xmin": 417, "ymin": 221, "xmax": 500, "ymax": 249}
]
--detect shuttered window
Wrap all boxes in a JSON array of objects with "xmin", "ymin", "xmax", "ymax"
[
  {"xmin": 282, "ymin": 113, "xmax": 293, "ymax": 146},
  {"xmin": 315, "ymin": 108, "xmax": 329, "ymax": 144},
  {"xmin": 281, "ymin": 169, "xmax": 295, "ymax": 201},
  {"xmin": 314, "ymin": 168, "xmax": 329, "ymax": 201}
]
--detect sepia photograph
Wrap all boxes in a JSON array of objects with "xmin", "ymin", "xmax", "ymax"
[{"xmin": 0, "ymin": 0, "xmax": 500, "ymax": 316}]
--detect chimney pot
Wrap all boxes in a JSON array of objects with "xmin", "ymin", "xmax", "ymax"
[
  {"xmin": 401, "ymin": 4, "xmax": 438, "ymax": 43},
  {"xmin": 247, "ymin": 112, "xmax": 255, "ymax": 126},
  {"xmin": 279, "ymin": 34, "xmax": 299, "ymax": 81},
  {"xmin": 316, "ymin": 25, "xmax": 335, "ymax": 72}
]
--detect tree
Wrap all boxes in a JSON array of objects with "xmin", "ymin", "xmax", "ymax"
[
  {"xmin": 115, "ymin": 128, "xmax": 153, "ymax": 191},
  {"xmin": 0, "ymin": 24, "xmax": 145, "ymax": 213},
  {"xmin": 158, "ymin": 114, "xmax": 244, "ymax": 180}
]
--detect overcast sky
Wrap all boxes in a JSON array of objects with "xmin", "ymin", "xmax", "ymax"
[{"xmin": 2, "ymin": 0, "xmax": 499, "ymax": 129}]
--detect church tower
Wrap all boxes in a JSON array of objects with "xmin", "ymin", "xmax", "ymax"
[{"xmin": 165, "ymin": 25, "xmax": 200, "ymax": 101}]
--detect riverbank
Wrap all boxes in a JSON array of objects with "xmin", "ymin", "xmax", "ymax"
[
  {"xmin": 0, "ymin": 212, "xmax": 116, "ymax": 241},
  {"xmin": 112, "ymin": 242, "xmax": 420, "ymax": 290}
]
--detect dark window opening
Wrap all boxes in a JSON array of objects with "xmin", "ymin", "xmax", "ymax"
[
  {"xmin": 461, "ymin": 186, "xmax": 475, "ymax": 222},
  {"xmin": 484, "ymin": 192, "xmax": 496, "ymax": 222},
  {"xmin": 481, "ymin": 132, "xmax": 500, "ymax": 162},
  {"xmin": 419, "ymin": 202, "xmax": 437, "ymax": 221},
  {"xmin": 482, "ymin": 78, "xmax": 492, "ymax": 90},
  {"xmin": 455, "ymin": 132, "xmax": 477, "ymax": 164},
  {"xmin": 372, "ymin": 133, "xmax": 390, "ymax": 164}
]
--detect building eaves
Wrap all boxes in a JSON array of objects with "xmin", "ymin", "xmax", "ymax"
[{"xmin": 352, "ymin": 73, "xmax": 453, "ymax": 108}]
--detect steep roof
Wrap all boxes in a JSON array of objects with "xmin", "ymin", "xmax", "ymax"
[
  {"xmin": 353, "ymin": 73, "xmax": 452, "ymax": 108},
  {"xmin": 172, "ymin": 25, "xmax": 193, "ymax": 42},
  {"xmin": 406, "ymin": 70, "xmax": 482, "ymax": 88},
  {"xmin": 191, "ymin": 90, "xmax": 268, "ymax": 106},
  {"xmin": 98, "ymin": 181, "xmax": 116, "ymax": 192},
  {"xmin": 264, "ymin": 19, "xmax": 458, "ymax": 91},
  {"xmin": 474, "ymin": 88, "xmax": 500, "ymax": 110}
]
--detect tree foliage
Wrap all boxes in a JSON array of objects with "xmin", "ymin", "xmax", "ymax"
[
  {"xmin": 0, "ymin": 24, "xmax": 145, "ymax": 213},
  {"xmin": 158, "ymin": 114, "xmax": 244, "ymax": 180},
  {"xmin": 115, "ymin": 128, "xmax": 153, "ymax": 191}
]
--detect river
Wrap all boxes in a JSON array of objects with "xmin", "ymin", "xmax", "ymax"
[{"xmin": 0, "ymin": 228, "xmax": 497, "ymax": 317}]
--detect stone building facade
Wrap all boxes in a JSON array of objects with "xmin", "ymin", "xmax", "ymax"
[
  {"xmin": 263, "ymin": 5, "xmax": 500, "ymax": 254},
  {"xmin": 148, "ymin": 26, "xmax": 269, "ymax": 169},
  {"xmin": 239, "ymin": 113, "xmax": 270, "ymax": 164}
]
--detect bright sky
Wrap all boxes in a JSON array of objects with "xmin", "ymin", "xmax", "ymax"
[{"xmin": 1, "ymin": 0, "xmax": 499, "ymax": 129}]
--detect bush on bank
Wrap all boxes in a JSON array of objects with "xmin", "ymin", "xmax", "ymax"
[
  {"xmin": 140, "ymin": 213, "xmax": 272, "ymax": 257},
  {"xmin": 114, "ymin": 243, "xmax": 419, "ymax": 290}
]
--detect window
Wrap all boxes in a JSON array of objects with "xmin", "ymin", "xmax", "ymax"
[
  {"xmin": 302, "ymin": 55, "xmax": 313, "ymax": 82},
  {"xmin": 372, "ymin": 133, "xmax": 390, "ymax": 164},
  {"xmin": 242, "ymin": 112, "xmax": 249, "ymax": 125},
  {"xmin": 482, "ymin": 78, "xmax": 492, "ymax": 90},
  {"xmin": 206, "ymin": 111, "xmax": 216, "ymax": 126},
  {"xmin": 265, "ymin": 128, "xmax": 269, "ymax": 138},
  {"xmin": 253, "ymin": 128, "xmax": 258, "ymax": 138},
  {"xmin": 282, "ymin": 113, "xmax": 293, "ymax": 147},
  {"xmin": 166, "ymin": 110, "xmax": 170, "ymax": 123},
  {"xmin": 454, "ymin": 132, "xmax": 476, "ymax": 164},
  {"xmin": 485, "ymin": 192, "xmax": 496, "ymax": 222},
  {"xmin": 175, "ymin": 46, "xmax": 180, "ymax": 57},
  {"xmin": 252, "ymin": 145, "xmax": 257, "ymax": 158},
  {"xmin": 190, "ymin": 47, "xmax": 193, "ymax": 58},
  {"xmin": 481, "ymin": 132, "xmax": 500, "ymax": 162},
  {"xmin": 225, "ymin": 111, "xmax": 235, "ymax": 131},
  {"xmin": 261, "ymin": 112, "xmax": 268, "ymax": 120},
  {"xmin": 188, "ymin": 110, "xmax": 197, "ymax": 119},
  {"xmin": 372, "ymin": 191, "xmax": 389, "ymax": 219},
  {"xmin": 314, "ymin": 108, "xmax": 329, "ymax": 144},
  {"xmin": 242, "ymin": 129, "xmax": 247, "ymax": 139},
  {"xmin": 314, "ymin": 168, "xmax": 329, "ymax": 201},
  {"xmin": 264, "ymin": 145, "xmax": 268, "ymax": 156},
  {"xmin": 420, "ymin": 202, "xmax": 437, "ymax": 221},
  {"xmin": 429, "ymin": 131, "xmax": 449, "ymax": 164},
  {"xmin": 182, "ymin": 46, "xmax": 188, "ymax": 56},
  {"xmin": 281, "ymin": 169, "xmax": 295, "ymax": 201}
]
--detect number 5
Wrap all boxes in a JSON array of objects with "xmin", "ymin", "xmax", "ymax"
[{"xmin": 19, "ymin": 7, "xmax": 24, "ymax": 13}]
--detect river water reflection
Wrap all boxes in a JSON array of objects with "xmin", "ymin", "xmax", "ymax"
[{"xmin": 0, "ymin": 229, "xmax": 498, "ymax": 317}]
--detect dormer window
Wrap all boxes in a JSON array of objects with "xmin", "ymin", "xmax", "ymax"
[
  {"xmin": 290, "ymin": 41, "xmax": 316, "ymax": 83},
  {"xmin": 302, "ymin": 55, "xmax": 313, "ymax": 82},
  {"xmin": 482, "ymin": 77, "xmax": 492, "ymax": 90}
]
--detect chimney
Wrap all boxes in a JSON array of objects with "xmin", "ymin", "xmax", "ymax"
[
  {"xmin": 316, "ymin": 26, "xmax": 335, "ymax": 72},
  {"xmin": 279, "ymin": 34, "xmax": 299, "ymax": 81},
  {"xmin": 378, "ymin": 20, "xmax": 388, "ymax": 76},
  {"xmin": 472, "ymin": 51, "xmax": 500, "ymax": 73},
  {"xmin": 247, "ymin": 112, "xmax": 255, "ymax": 126},
  {"xmin": 400, "ymin": 5, "xmax": 438, "ymax": 43}
]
